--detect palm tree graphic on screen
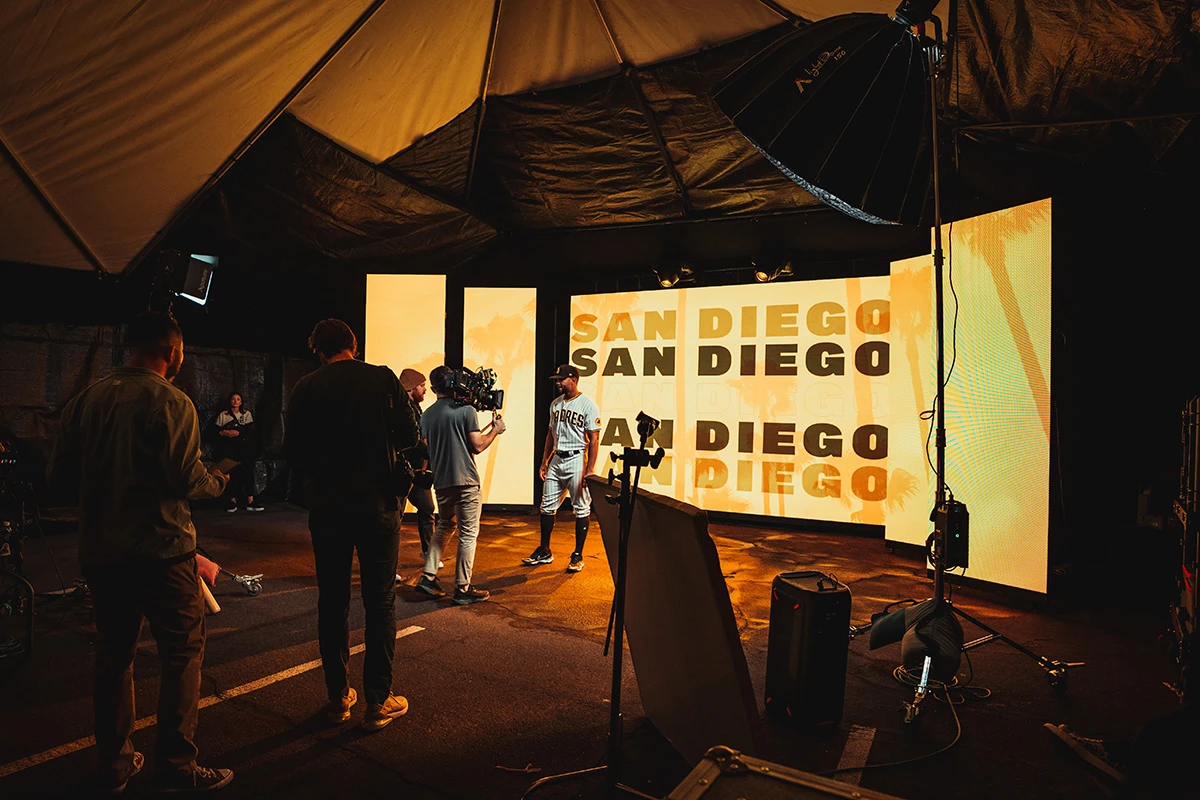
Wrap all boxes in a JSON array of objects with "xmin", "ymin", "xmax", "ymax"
[{"xmin": 464, "ymin": 300, "xmax": 536, "ymax": 497}]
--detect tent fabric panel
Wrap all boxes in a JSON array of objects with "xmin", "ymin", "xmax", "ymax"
[
  {"xmin": 383, "ymin": 104, "xmax": 478, "ymax": 201},
  {"xmin": 211, "ymin": 116, "xmax": 495, "ymax": 265},
  {"xmin": 487, "ymin": 0, "xmax": 621, "ymax": 97},
  {"xmin": 289, "ymin": 0, "xmax": 495, "ymax": 165},
  {"xmin": 597, "ymin": 0, "xmax": 784, "ymax": 67},
  {"xmin": 0, "ymin": 156, "xmax": 92, "ymax": 272},
  {"xmin": 638, "ymin": 27, "xmax": 823, "ymax": 216},
  {"xmin": 472, "ymin": 80, "xmax": 684, "ymax": 229},
  {"xmin": 0, "ymin": 0, "xmax": 376, "ymax": 273},
  {"xmin": 953, "ymin": 0, "xmax": 1200, "ymax": 166}
]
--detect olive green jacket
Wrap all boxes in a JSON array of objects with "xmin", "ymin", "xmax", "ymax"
[{"xmin": 49, "ymin": 367, "xmax": 227, "ymax": 569}]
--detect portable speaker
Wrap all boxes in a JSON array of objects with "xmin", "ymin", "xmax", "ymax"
[{"xmin": 765, "ymin": 571, "xmax": 851, "ymax": 726}]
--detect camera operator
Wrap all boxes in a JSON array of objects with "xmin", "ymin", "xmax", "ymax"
[
  {"xmin": 284, "ymin": 319, "xmax": 416, "ymax": 731},
  {"xmin": 415, "ymin": 365, "xmax": 506, "ymax": 605},
  {"xmin": 47, "ymin": 311, "xmax": 232, "ymax": 793}
]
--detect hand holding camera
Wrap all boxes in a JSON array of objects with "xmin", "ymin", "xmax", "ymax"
[{"xmin": 491, "ymin": 412, "xmax": 506, "ymax": 435}]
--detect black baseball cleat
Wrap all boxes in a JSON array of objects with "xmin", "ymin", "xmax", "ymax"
[
  {"xmin": 567, "ymin": 552, "xmax": 584, "ymax": 572},
  {"xmin": 522, "ymin": 547, "xmax": 553, "ymax": 566}
]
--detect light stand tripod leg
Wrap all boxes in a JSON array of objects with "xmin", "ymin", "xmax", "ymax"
[
  {"xmin": 953, "ymin": 604, "xmax": 1084, "ymax": 690},
  {"xmin": 523, "ymin": 431, "xmax": 665, "ymax": 800}
]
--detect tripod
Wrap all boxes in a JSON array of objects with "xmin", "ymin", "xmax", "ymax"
[
  {"xmin": 0, "ymin": 471, "xmax": 36, "ymax": 659},
  {"xmin": 523, "ymin": 415, "xmax": 664, "ymax": 800},
  {"xmin": 894, "ymin": 28, "xmax": 1082, "ymax": 718}
]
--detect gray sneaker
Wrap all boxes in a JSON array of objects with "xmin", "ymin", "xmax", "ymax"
[
  {"xmin": 415, "ymin": 575, "xmax": 445, "ymax": 598},
  {"xmin": 99, "ymin": 751, "xmax": 144, "ymax": 794},
  {"xmin": 156, "ymin": 765, "xmax": 234, "ymax": 793},
  {"xmin": 453, "ymin": 585, "xmax": 490, "ymax": 605},
  {"xmin": 567, "ymin": 552, "xmax": 584, "ymax": 573}
]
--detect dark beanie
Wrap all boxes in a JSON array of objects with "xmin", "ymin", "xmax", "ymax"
[{"xmin": 399, "ymin": 368, "xmax": 426, "ymax": 391}]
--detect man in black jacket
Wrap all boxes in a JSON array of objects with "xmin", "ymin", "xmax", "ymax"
[{"xmin": 284, "ymin": 319, "xmax": 418, "ymax": 731}]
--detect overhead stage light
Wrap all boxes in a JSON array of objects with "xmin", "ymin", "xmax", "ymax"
[
  {"xmin": 752, "ymin": 260, "xmax": 794, "ymax": 283},
  {"xmin": 712, "ymin": 1, "xmax": 941, "ymax": 226},
  {"xmin": 653, "ymin": 264, "xmax": 694, "ymax": 289}
]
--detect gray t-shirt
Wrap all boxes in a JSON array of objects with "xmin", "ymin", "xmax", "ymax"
[{"xmin": 421, "ymin": 398, "xmax": 481, "ymax": 489}]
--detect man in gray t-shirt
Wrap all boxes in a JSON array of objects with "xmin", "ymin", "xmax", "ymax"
[{"xmin": 418, "ymin": 366, "xmax": 506, "ymax": 605}]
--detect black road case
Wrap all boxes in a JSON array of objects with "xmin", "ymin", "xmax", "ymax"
[{"xmin": 666, "ymin": 746, "xmax": 904, "ymax": 799}]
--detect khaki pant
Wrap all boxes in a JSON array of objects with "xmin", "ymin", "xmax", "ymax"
[{"xmin": 86, "ymin": 556, "xmax": 205, "ymax": 783}]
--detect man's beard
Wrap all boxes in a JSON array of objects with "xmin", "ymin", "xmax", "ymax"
[{"xmin": 164, "ymin": 354, "xmax": 183, "ymax": 382}]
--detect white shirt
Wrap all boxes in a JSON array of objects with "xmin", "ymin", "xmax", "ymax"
[
  {"xmin": 216, "ymin": 409, "xmax": 253, "ymax": 427},
  {"xmin": 547, "ymin": 393, "xmax": 601, "ymax": 452}
]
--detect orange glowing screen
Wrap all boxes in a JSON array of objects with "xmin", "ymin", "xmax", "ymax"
[
  {"xmin": 569, "ymin": 198, "xmax": 1051, "ymax": 593},
  {"xmin": 464, "ymin": 287, "xmax": 537, "ymax": 505}
]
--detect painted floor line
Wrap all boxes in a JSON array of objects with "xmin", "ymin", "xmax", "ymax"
[
  {"xmin": 0, "ymin": 625, "xmax": 424, "ymax": 779},
  {"xmin": 834, "ymin": 724, "xmax": 876, "ymax": 786}
]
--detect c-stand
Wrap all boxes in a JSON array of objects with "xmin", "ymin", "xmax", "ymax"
[
  {"xmin": 891, "ymin": 31, "xmax": 1082, "ymax": 721},
  {"xmin": 522, "ymin": 412, "xmax": 664, "ymax": 800}
]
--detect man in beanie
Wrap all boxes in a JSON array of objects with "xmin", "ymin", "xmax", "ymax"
[
  {"xmin": 398, "ymin": 367, "xmax": 437, "ymax": 567},
  {"xmin": 523, "ymin": 364, "xmax": 600, "ymax": 573},
  {"xmin": 284, "ymin": 319, "xmax": 417, "ymax": 731}
]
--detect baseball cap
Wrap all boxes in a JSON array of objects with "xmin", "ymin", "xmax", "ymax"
[{"xmin": 549, "ymin": 364, "xmax": 580, "ymax": 380}]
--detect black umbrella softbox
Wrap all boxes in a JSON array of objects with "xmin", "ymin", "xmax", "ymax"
[{"xmin": 712, "ymin": 13, "xmax": 932, "ymax": 226}]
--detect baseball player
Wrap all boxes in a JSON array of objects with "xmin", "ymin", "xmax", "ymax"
[{"xmin": 523, "ymin": 364, "xmax": 601, "ymax": 572}]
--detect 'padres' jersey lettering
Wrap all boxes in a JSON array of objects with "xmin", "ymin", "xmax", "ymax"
[{"xmin": 548, "ymin": 393, "xmax": 601, "ymax": 451}]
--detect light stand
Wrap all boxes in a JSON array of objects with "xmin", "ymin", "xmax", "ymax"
[
  {"xmin": 897, "ymin": 19, "xmax": 1082, "ymax": 721},
  {"xmin": 522, "ymin": 413, "xmax": 664, "ymax": 800}
]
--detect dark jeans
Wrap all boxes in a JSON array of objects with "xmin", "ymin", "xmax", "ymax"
[
  {"xmin": 86, "ymin": 557, "xmax": 205, "ymax": 782},
  {"xmin": 404, "ymin": 485, "xmax": 435, "ymax": 554},
  {"xmin": 225, "ymin": 461, "xmax": 256, "ymax": 502},
  {"xmin": 309, "ymin": 510, "xmax": 400, "ymax": 706}
]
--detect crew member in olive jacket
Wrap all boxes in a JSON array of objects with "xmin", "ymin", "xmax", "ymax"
[{"xmin": 49, "ymin": 311, "xmax": 233, "ymax": 793}]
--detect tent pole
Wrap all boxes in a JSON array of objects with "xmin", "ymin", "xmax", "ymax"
[
  {"xmin": 123, "ymin": 0, "xmax": 391, "ymax": 277},
  {"xmin": 0, "ymin": 130, "xmax": 109, "ymax": 275},
  {"xmin": 465, "ymin": 0, "xmax": 504, "ymax": 203},
  {"xmin": 588, "ymin": 1, "xmax": 691, "ymax": 217},
  {"xmin": 624, "ymin": 69, "xmax": 692, "ymax": 218}
]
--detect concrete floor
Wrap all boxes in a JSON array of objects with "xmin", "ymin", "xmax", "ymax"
[{"xmin": 0, "ymin": 504, "xmax": 1184, "ymax": 799}]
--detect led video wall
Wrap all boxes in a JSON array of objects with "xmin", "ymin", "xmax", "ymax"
[
  {"xmin": 571, "ymin": 198, "xmax": 1051, "ymax": 593},
  {"xmin": 365, "ymin": 198, "xmax": 1051, "ymax": 592},
  {"xmin": 887, "ymin": 199, "xmax": 1052, "ymax": 593},
  {"xmin": 365, "ymin": 274, "xmax": 446, "ymax": 392},
  {"xmin": 570, "ymin": 278, "xmax": 891, "ymax": 523},
  {"xmin": 364, "ymin": 277, "xmax": 537, "ymax": 507},
  {"xmin": 463, "ymin": 287, "xmax": 537, "ymax": 505}
]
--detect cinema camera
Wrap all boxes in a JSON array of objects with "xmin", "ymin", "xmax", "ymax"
[{"xmin": 444, "ymin": 366, "xmax": 505, "ymax": 412}]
